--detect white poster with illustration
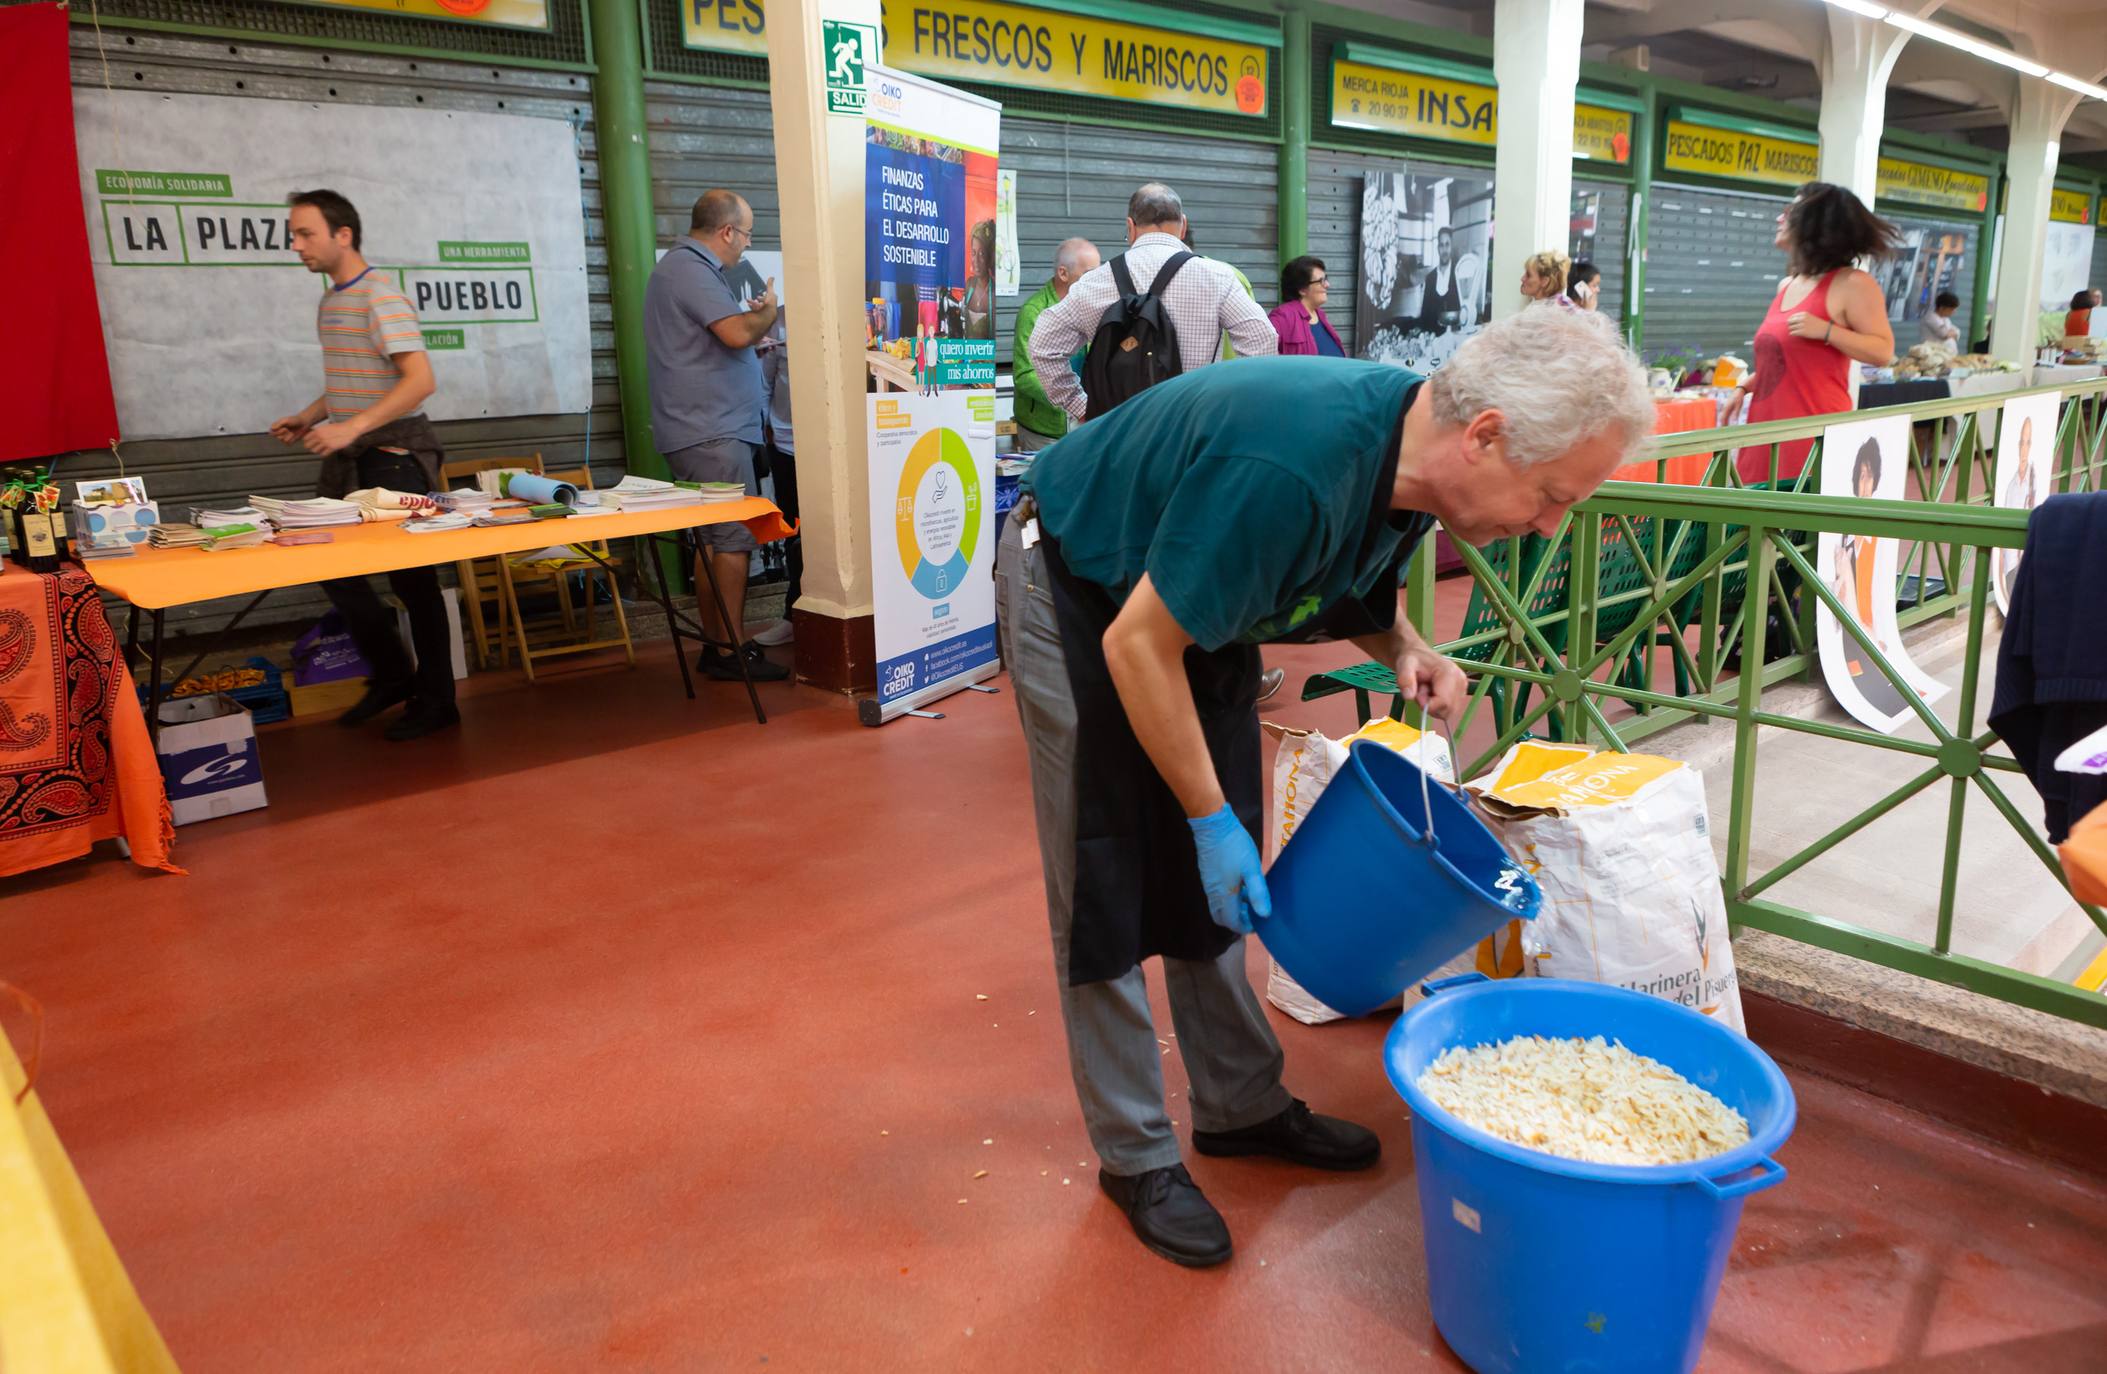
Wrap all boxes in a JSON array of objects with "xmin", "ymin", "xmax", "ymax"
[
  {"xmin": 995, "ymin": 169, "xmax": 1020, "ymax": 297},
  {"xmin": 1817, "ymin": 414, "xmax": 1949, "ymax": 734},
  {"xmin": 1992, "ymin": 391, "xmax": 2060, "ymax": 614},
  {"xmin": 73, "ymin": 89, "xmax": 590, "ymax": 440}
]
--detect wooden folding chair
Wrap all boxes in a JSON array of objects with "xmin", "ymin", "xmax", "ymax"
[
  {"xmin": 497, "ymin": 466, "xmax": 636, "ymax": 681},
  {"xmin": 438, "ymin": 453, "xmax": 544, "ymax": 671}
]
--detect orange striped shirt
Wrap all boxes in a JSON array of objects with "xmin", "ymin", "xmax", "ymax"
[{"xmin": 316, "ymin": 270, "xmax": 425, "ymax": 424}]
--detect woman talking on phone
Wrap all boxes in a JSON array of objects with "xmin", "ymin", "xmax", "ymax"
[{"xmin": 1731, "ymin": 183, "xmax": 1901, "ymax": 486}]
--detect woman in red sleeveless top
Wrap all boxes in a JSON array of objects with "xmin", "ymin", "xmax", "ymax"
[{"xmin": 1731, "ymin": 183, "xmax": 1900, "ymax": 486}]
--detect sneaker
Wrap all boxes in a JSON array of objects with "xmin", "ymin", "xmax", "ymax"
[
  {"xmin": 1258, "ymin": 667, "xmax": 1286, "ymax": 703},
  {"xmin": 338, "ymin": 677, "xmax": 414, "ymax": 728},
  {"xmin": 1191, "ymin": 1099, "xmax": 1381, "ymax": 1171},
  {"xmin": 383, "ymin": 700, "xmax": 460, "ymax": 742},
  {"xmin": 1097, "ymin": 1163, "xmax": 1233, "ymax": 1268},
  {"xmin": 750, "ymin": 618, "xmax": 796, "ymax": 648},
  {"xmin": 696, "ymin": 642, "xmax": 790, "ymax": 683}
]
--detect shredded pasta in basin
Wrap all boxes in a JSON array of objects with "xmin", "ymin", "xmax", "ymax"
[{"xmin": 1417, "ymin": 1035, "xmax": 1751, "ymax": 1165}]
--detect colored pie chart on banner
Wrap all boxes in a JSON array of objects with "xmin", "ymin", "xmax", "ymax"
[{"xmin": 895, "ymin": 424, "xmax": 981, "ymax": 600}]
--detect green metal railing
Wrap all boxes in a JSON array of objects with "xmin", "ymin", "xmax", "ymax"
[{"xmin": 1377, "ymin": 375, "xmax": 2107, "ymax": 1028}]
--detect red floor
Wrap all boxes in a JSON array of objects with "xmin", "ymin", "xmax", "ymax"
[{"xmin": 4, "ymin": 638, "xmax": 2105, "ymax": 1372}]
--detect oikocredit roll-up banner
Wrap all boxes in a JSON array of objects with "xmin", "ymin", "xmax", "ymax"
[
  {"xmin": 72, "ymin": 90, "xmax": 591, "ymax": 441},
  {"xmin": 861, "ymin": 63, "xmax": 1001, "ymax": 725}
]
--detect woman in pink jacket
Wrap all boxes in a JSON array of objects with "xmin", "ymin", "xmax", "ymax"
[{"xmin": 1266, "ymin": 255, "xmax": 1349, "ymax": 357}]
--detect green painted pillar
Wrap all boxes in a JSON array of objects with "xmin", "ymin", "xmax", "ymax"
[
  {"xmin": 589, "ymin": 0, "xmax": 664, "ymax": 483},
  {"xmin": 1278, "ymin": 7, "xmax": 1311, "ymax": 267},
  {"xmin": 1625, "ymin": 91, "xmax": 1655, "ymax": 350},
  {"xmin": 1969, "ymin": 163, "xmax": 2001, "ymax": 352}
]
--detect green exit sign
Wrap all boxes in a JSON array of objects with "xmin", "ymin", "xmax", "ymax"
[{"xmin": 823, "ymin": 19, "xmax": 876, "ymax": 116}]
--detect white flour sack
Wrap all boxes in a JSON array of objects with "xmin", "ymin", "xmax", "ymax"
[
  {"xmin": 1470, "ymin": 742, "xmax": 1745, "ymax": 1033},
  {"xmin": 1260, "ymin": 718, "xmax": 1471, "ymax": 1025}
]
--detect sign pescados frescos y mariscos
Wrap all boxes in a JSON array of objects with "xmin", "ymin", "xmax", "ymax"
[{"xmin": 76, "ymin": 90, "xmax": 591, "ymax": 441}]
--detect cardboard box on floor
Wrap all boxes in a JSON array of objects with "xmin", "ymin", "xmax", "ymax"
[{"xmin": 154, "ymin": 693, "xmax": 267, "ymax": 825}]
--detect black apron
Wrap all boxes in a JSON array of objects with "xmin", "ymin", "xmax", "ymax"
[{"xmin": 1040, "ymin": 537, "xmax": 1260, "ymax": 986}]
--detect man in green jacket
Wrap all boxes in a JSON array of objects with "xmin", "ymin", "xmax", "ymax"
[{"xmin": 1012, "ymin": 236, "xmax": 1101, "ymax": 453}]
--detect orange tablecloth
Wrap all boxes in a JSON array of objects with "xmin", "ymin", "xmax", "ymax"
[
  {"xmin": 0, "ymin": 566, "xmax": 179, "ymax": 878},
  {"xmin": 1613, "ymin": 396, "xmax": 1720, "ymax": 485},
  {"xmin": 83, "ymin": 498, "xmax": 792, "ymax": 611}
]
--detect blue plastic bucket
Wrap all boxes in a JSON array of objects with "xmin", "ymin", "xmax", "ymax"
[
  {"xmin": 1385, "ymin": 975, "xmax": 1796, "ymax": 1374},
  {"xmin": 1259, "ymin": 738, "xmax": 1540, "ymax": 1016}
]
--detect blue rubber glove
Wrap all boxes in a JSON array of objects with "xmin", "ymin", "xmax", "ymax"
[{"xmin": 1188, "ymin": 804, "xmax": 1272, "ymax": 936}]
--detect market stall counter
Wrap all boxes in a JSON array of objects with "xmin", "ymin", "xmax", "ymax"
[{"xmin": 85, "ymin": 499, "xmax": 795, "ymax": 732}]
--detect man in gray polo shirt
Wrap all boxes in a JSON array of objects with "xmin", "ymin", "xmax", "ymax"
[{"xmin": 644, "ymin": 188, "xmax": 788, "ymax": 683}]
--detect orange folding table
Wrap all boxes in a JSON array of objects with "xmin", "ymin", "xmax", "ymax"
[
  {"xmin": 84, "ymin": 498, "xmax": 795, "ymax": 731},
  {"xmin": 1611, "ymin": 395, "xmax": 1723, "ymax": 486}
]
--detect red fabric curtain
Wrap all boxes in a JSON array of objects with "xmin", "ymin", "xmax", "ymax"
[{"xmin": 0, "ymin": 3, "xmax": 119, "ymax": 461}]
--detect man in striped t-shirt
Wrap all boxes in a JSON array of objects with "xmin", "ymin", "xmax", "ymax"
[{"xmin": 271, "ymin": 188, "xmax": 457, "ymax": 741}]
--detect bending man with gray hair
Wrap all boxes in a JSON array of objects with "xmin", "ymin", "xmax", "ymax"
[
  {"xmin": 1011, "ymin": 235, "xmax": 1101, "ymax": 453},
  {"xmin": 1027, "ymin": 181, "xmax": 1276, "ymax": 424},
  {"xmin": 996, "ymin": 304, "xmax": 1654, "ymax": 1268}
]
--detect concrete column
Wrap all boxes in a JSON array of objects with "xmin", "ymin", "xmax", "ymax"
[
  {"xmin": 766, "ymin": 0, "xmax": 883, "ymax": 692},
  {"xmin": 1990, "ymin": 82, "xmax": 2082, "ymax": 366},
  {"xmin": 1815, "ymin": 9, "xmax": 1910, "ymax": 204},
  {"xmin": 1491, "ymin": 0, "xmax": 1584, "ymax": 322}
]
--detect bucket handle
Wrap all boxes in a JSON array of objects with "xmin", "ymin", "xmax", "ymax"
[
  {"xmin": 1411, "ymin": 712, "xmax": 1466, "ymax": 851},
  {"xmin": 1420, "ymin": 972, "xmax": 1488, "ymax": 998},
  {"xmin": 1697, "ymin": 1155, "xmax": 1786, "ymax": 1199}
]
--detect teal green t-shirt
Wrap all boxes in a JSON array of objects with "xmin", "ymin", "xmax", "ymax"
[{"xmin": 1023, "ymin": 356, "xmax": 1430, "ymax": 651}]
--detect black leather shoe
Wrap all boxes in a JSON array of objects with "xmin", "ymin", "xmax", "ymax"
[
  {"xmin": 1192, "ymin": 1099, "xmax": 1381, "ymax": 1171},
  {"xmin": 338, "ymin": 678, "xmax": 413, "ymax": 728},
  {"xmin": 383, "ymin": 701, "xmax": 460, "ymax": 742},
  {"xmin": 1098, "ymin": 1163, "xmax": 1233, "ymax": 1268}
]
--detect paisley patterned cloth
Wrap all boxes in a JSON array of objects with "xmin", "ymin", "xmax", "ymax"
[{"xmin": 0, "ymin": 566, "xmax": 179, "ymax": 878}]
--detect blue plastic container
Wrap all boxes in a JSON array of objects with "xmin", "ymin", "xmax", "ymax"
[
  {"xmin": 1386, "ymin": 975, "xmax": 1797, "ymax": 1374},
  {"xmin": 1259, "ymin": 738, "xmax": 1541, "ymax": 1016}
]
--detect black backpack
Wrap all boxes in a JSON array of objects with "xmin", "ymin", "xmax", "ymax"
[{"xmin": 1080, "ymin": 251, "xmax": 1195, "ymax": 421}]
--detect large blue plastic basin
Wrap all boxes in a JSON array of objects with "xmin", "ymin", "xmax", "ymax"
[{"xmin": 1386, "ymin": 975, "xmax": 1797, "ymax": 1373}]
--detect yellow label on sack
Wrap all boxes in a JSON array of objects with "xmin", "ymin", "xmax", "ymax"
[
  {"xmin": 1348, "ymin": 717, "xmax": 1426, "ymax": 753},
  {"xmin": 1487, "ymin": 740, "xmax": 1595, "ymax": 792},
  {"xmin": 1492, "ymin": 752, "xmax": 1684, "ymax": 811}
]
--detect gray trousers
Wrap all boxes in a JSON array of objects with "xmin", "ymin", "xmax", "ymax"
[{"xmin": 996, "ymin": 518, "xmax": 1291, "ymax": 1176}]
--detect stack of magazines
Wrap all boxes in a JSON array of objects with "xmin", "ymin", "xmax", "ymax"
[
  {"xmin": 248, "ymin": 495, "xmax": 362, "ymax": 529},
  {"xmin": 597, "ymin": 475, "xmax": 704, "ymax": 510}
]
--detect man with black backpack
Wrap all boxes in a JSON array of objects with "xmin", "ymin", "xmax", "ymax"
[{"xmin": 1027, "ymin": 183, "xmax": 1276, "ymax": 425}]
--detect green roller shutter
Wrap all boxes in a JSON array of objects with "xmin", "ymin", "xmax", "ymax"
[{"xmin": 1645, "ymin": 182, "xmax": 1793, "ymax": 363}]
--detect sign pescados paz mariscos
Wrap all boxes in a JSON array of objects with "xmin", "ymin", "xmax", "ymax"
[{"xmin": 1662, "ymin": 120, "xmax": 1817, "ymax": 188}]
